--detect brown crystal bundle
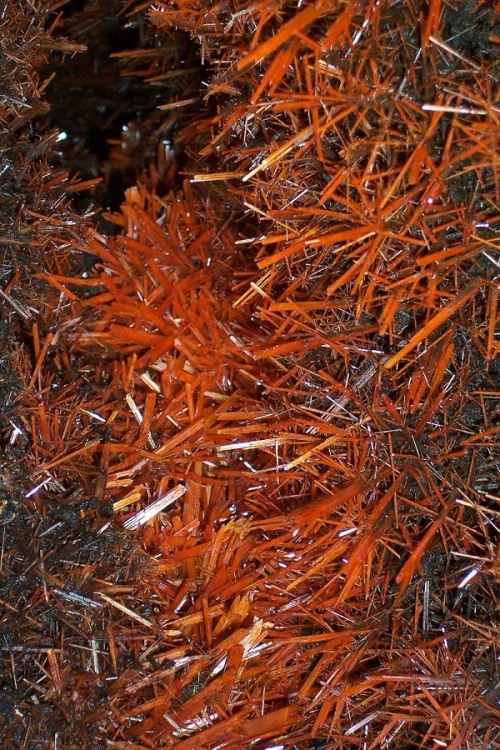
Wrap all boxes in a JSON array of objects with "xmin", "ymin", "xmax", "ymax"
[
  {"xmin": 0, "ymin": 3, "xmax": 163, "ymax": 748},
  {"xmin": 1, "ymin": 1, "xmax": 499, "ymax": 749}
]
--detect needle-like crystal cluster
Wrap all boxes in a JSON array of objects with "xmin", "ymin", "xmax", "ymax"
[{"xmin": 1, "ymin": 1, "xmax": 498, "ymax": 748}]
